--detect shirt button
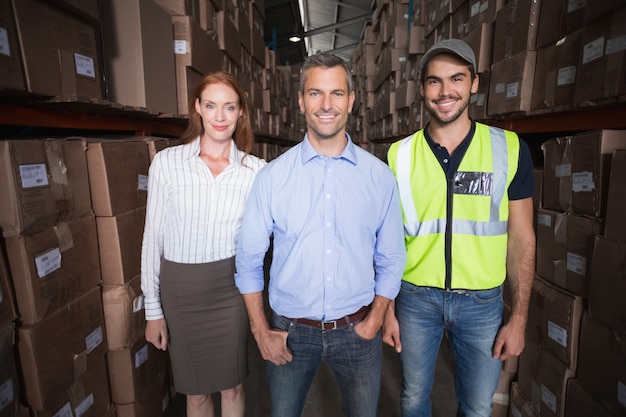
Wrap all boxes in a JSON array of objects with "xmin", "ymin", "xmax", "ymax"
[
  {"xmin": 326, "ymin": 249, "xmax": 331, "ymax": 254},
  {"xmin": 326, "ymin": 276, "xmax": 332, "ymax": 282},
  {"xmin": 326, "ymin": 194, "xmax": 331, "ymax": 199},
  {"xmin": 443, "ymin": 158, "xmax": 449, "ymax": 163},
  {"xmin": 326, "ymin": 222, "xmax": 332, "ymax": 227}
]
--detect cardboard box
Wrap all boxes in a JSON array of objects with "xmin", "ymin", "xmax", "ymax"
[
  {"xmin": 468, "ymin": 0, "xmax": 505, "ymax": 32},
  {"xmin": 569, "ymin": 129, "xmax": 626, "ymax": 217},
  {"xmin": 541, "ymin": 137, "xmax": 572, "ymax": 212},
  {"xmin": 153, "ymin": 0, "xmax": 198, "ymax": 17},
  {"xmin": 173, "ymin": 15, "xmax": 221, "ymax": 75},
  {"xmin": 492, "ymin": 0, "xmax": 540, "ymax": 63},
  {"xmin": 604, "ymin": 149, "xmax": 626, "ymax": 241},
  {"xmin": 102, "ymin": 275, "xmax": 145, "ymax": 350},
  {"xmin": 0, "ymin": 324, "xmax": 19, "ymax": 417},
  {"xmin": 12, "ymin": 0, "xmax": 102, "ymax": 98},
  {"xmin": 0, "ymin": 245, "xmax": 17, "ymax": 326},
  {"xmin": 577, "ymin": 313, "xmax": 626, "ymax": 416},
  {"xmin": 488, "ymin": 51, "xmax": 537, "ymax": 116},
  {"xmin": 107, "ymin": 339, "xmax": 170, "ymax": 405},
  {"xmin": 532, "ymin": 30, "xmax": 581, "ymax": 111},
  {"xmin": 86, "ymin": 140, "xmax": 150, "ymax": 217},
  {"xmin": 564, "ymin": 379, "xmax": 614, "ymax": 417},
  {"xmin": 97, "ymin": 206, "xmax": 146, "ymax": 285},
  {"xmin": 217, "ymin": 10, "xmax": 241, "ymax": 63},
  {"xmin": 5, "ymin": 215, "xmax": 101, "ymax": 325},
  {"xmin": 582, "ymin": 0, "xmax": 623, "ymax": 23},
  {"xmin": 575, "ymin": 8, "xmax": 626, "ymax": 104},
  {"xmin": 588, "ymin": 236, "xmax": 626, "ymax": 335},
  {"xmin": 175, "ymin": 65, "xmax": 205, "ymax": 116},
  {"xmin": 510, "ymin": 382, "xmax": 540, "ymax": 417},
  {"xmin": 0, "ymin": 0, "xmax": 26, "ymax": 92},
  {"xmin": 100, "ymin": 0, "xmax": 177, "ymax": 114},
  {"xmin": 463, "ymin": 22, "xmax": 493, "ymax": 73},
  {"xmin": 536, "ymin": 0, "xmax": 585, "ymax": 48},
  {"xmin": 395, "ymin": 80, "xmax": 417, "ymax": 110},
  {"xmin": 564, "ymin": 214, "xmax": 603, "ymax": 297},
  {"xmin": 526, "ymin": 276, "xmax": 584, "ymax": 369},
  {"xmin": 469, "ymin": 69, "xmax": 490, "ymax": 120},
  {"xmin": 17, "ymin": 287, "xmax": 106, "ymax": 410},
  {"xmin": 0, "ymin": 138, "xmax": 93, "ymax": 237},
  {"xmin": 42, "ymin": 0, "xmax": 100, "ymax": 20},
  {"xmin": 535, "ymin": 209, "xmax": 566, "ymax": 284},
  {"xmin": 29, "ymin": 353, "xmax": 114, "ymax": 417},
  {"xmin": 518, "ymin": 337, "xmax": 576, "ymax": 417}
]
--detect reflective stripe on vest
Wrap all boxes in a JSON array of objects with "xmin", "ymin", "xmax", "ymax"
[{"xmin": 396, "ymin": 126, "xmax": 508, "ymax": 237}]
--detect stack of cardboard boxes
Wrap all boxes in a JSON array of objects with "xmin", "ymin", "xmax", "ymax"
[
  {"xmin": 527, "ymin": 128, "xmax": 626, "ymax": 417},
  {"xmin": 0, "ymin": 136, "xmax": 178, "ymax": 417}
]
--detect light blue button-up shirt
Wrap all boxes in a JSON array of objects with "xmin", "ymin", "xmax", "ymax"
[{"xmin": 235, "ymin": 134, "xmax": 406, "ymax": 321}]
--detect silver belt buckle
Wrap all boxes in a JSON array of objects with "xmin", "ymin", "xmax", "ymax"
[{"xmin": 321, "ymin": 320, "xmax": 338, "ymax": 330}]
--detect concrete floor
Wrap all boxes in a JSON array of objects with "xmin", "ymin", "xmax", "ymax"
[{"xmin": 162, "ymin": 332, "xmax": 458, "ymax": 417}]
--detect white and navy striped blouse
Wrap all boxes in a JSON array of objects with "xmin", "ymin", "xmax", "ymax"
[{"xmin": 141, "ymin": 137, "xmax": 266, "ymax": 320}]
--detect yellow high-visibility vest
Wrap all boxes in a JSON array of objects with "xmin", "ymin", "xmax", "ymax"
[{"xmin": 387, "ymin": 123, "xmax": 520, "ymax": 290}]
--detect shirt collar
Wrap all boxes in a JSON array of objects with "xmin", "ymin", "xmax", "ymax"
[
  {"xmin": 183, "ymin": 136, "xmax": 241, "ymax": 165},
  {"xmin": 300, "ymin": 132, "xmax": 358, "ymax": 166}
]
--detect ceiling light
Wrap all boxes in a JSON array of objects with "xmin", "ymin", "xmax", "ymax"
[{"xmin": 289, "ymin": 36, "xmax": 301, "ymax": 43}]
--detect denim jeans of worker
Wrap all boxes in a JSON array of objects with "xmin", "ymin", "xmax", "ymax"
[
  {"xmin": 266, "ymin": 312, "xmax": 382, "ymax": 417},
  {"xmin": 396, "ymin": 282, "xmax": 503, "ymax": 417}
]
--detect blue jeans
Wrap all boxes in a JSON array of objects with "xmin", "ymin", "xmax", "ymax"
[
  {"xmin": 396, "ymin": 282, "xmax": 503, "ymax": 417},
  {"xmin": 267, "ymin": 312, "xmax": 382, "ymax": 417}
]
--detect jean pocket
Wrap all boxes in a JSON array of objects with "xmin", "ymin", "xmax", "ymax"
[
  {"xmin": 469, "ymin": 286, "xmax": 503, "ymax": 304},
  {"xmin": 399, "ymin": 280, "xmax": 426, "ymax": 295}
]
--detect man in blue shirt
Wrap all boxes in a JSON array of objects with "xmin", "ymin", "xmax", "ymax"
[{"xmin": 235, "ymin": 52, "xmax": 407, "ymax": 417}]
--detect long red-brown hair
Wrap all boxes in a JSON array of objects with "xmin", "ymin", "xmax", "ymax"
[{"xmin": 180, "ymin": 71, "xmax": 254, "ymax": 156}]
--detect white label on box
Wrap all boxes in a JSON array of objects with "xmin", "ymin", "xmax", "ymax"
[
  {"xmin": 582, "ymin": 37, "xmax": 605, "ymax": 64},
  {"xmin": 470, "ymin": 2, "xmax": 480, "ymax": 17},
  {"xmin": 52, "ymin": 402, "xmax": 73, "ymax": 417},
  {"xmin": 74, "ymin": 393, "xmax": 94, "ymax": 417},
  {"xmin": 541, "ymin": 384, "xmax": 558, "ymax": 413},
  {"xmin": 537, "ymin": 213, "xmax": 552, "ymax": 227},
  {"xmin": 506, "ymin": 82, "xmax": 519, "ymax": 98},
  {"xmin": 495, "ymin": 82, "xmax": 505, "ymax": 94},
  {"xmin": 0, "ymin": 378, "xmax": 14, "ymax": 411},
  {"xmin": 74, "ymin": 53, "xmax": 95, "ymax": 78},
  {"xmin": 567, "ymin": 252, "xmax": 587, "ymax": 275},
  {"xmin": 135, "ymin": 344, "xmax": 149, "ymax": 368},
  {"xmin": 133, "ymin": 294, "xmax": 145, "ymax": 313},
  {"xmin": 547, "ymin": 320, "xmax": 568, "ymax": 347},
  {"xmin": 572, "ymin": 171, "xmax": 595, "ymax": 192},
  {"xmin": 138, "ymin": 174, "xmax": 148, "ymax": 191},
  {"xmin": 557, "ymin": 66, "xmax": 576, "ymax": 86},
  {"xmin": 555, "ymin": 163, "xmax": 571, "ymax": 177},
  {"xmin": 477, "ymin": 93, "xmax": 485, "ymax": 106},
  {"xmin": 0, "ymin": 27, "xmax": 10, "ymax": 57},
  {"xmin": 567, "ymin": 0, "xmax": 585, "ymax": 12},
  {"xmin": 606, "ymin": 35, "xmax": 626, "ymax": 55},
  {"xmin": 618, "ymin": 380, "xmax": 626, "ymax": 407},
  {"xmin": 85, "ymin": 326, "xmax": 103, "ymax": 353},
  {"xmin": 19, "ymin": 163, "xmax": 49, "ymax": 188},
  {"xmin": 35, "ymin": 247, "xmax": 62, "ymax": 278},
  {"xmin": 480, "ymin": 0, "xmax": 489, "ymax": 14},
  {"xmin": 174, "ymin": 40, "xmax": 189, "ymax": 54}
]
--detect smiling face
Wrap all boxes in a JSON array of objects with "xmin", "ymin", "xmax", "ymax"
[
  {"xmin": 420, "ymin": 53, "xmax": 478, "ymax": 126},
  {"xmin": 298, "ymin": 66, "xmax": 355, "ymax": 143},
  {"xmin": 194, "ymin": 82, "xmax": 242, "ymax": 143}
]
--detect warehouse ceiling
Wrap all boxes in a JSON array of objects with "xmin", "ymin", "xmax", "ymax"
[{"xmin": 264, "ymin": 0, "xmax": 374, "ymax": 66}]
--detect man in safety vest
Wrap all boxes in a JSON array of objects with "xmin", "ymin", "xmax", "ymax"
[{"xmin": 383, "ymin": 39, "xmax": 536, "ymax": 417}]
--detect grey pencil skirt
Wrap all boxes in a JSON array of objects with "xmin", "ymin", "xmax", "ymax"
[{"xmin": 160, "ymin": 257, "xmax": 248, "ymax": 395}]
